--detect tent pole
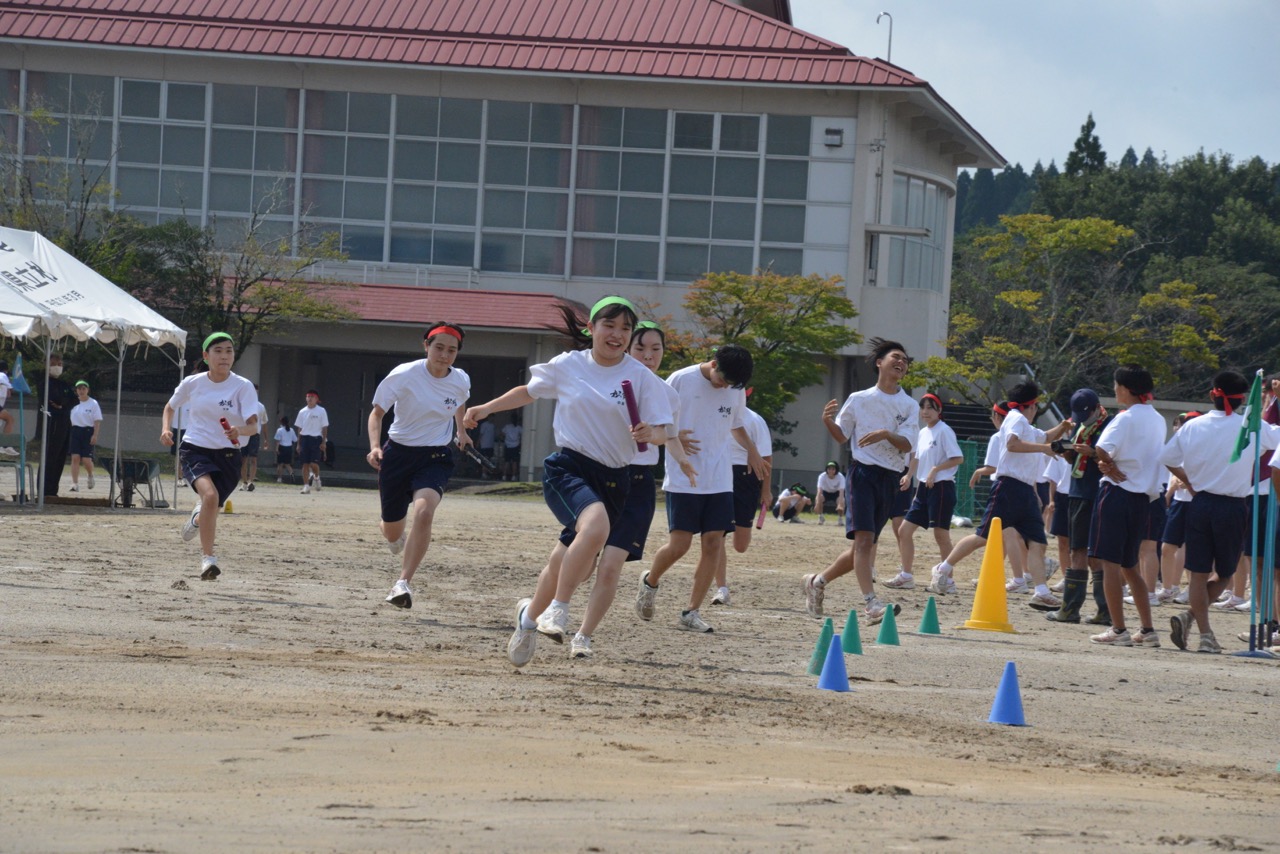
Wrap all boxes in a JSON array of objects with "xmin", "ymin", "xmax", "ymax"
[
  {"xmin": 38, "ymin": 337, "xmax": 50, "ymax": 509},
  {"xmin": 109, "ymin": 337, "xmax": 125, "ymax": 509}
]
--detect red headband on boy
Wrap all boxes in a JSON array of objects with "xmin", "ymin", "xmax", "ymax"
[
  {"xmin": 922, "ymin": 393, "xmax": 943, "ymax": 412},
  {"xmin": 427, "ymin": 325, "xmax": 464, "ymax": 342},
  {"xmin": 1211, "ymin": 388, "xmax": 1245, "ymax": 416},
  {"xmin": 992, "ymin": 401, "xmax": 1009, "ymax": 416},
  {"xmin": 1006, "ymin": 399, "xmax": 1034, "ymax": 411},
  {"xmin": 1136, "ymin": 392, "xmax": 1154, "ymax": 403}
]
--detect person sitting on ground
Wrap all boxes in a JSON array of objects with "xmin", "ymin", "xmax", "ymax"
[{"xmin": 774, "ymin": 483, "xmax": 811, "ymax": 522}]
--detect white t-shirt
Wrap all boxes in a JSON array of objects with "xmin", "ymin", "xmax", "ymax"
[
  {"xmin": 479, "ymin": 420, "xmax": 496, "ymax": 450},
  {"xmin": 70, "ymin": 397, "xmax": 102, "ymax": 428},
  {"xmin": 527, "ymin": 350, "xmax": 673, "ymax": 470},
  {"xmin": 983, "ymin": 432, "xmax": 1002, "ymax": 470},
  {"xmin": 662, "ymin": 363, "xmax": 746, "ymax": 495},
  {"xmin": 1159, "ymin": 411, "xmax": 1280, "ymax": 498},
  {"xmin": 167, "ymin": 372, "xmax": 259, "ymax": 449},
  {"xmin": 372, "ymin": 360, "xmax": 471, "ymax": 447},
  {"xmin": 730, "ymin": 406, "xmax": 772, "ymax": 466},
  {"xmin": 0, "ymin": 371, "xmax": 10, "ymax": 405},
  {"xmin": 274, "ymin": 426, "xmax": 296, "ymax": 447},
  {"xmin": 295, "ymin": 404, "xmax": 329, "ymax": 437},
  {"xmin": 502, "ymin": 423, "xmax": 523, "ymax": 448},
  {"xmin": 633, "ymin": 381, "xmax": 681, "ymax": 467},
  {"xmin": 817, "ymin": 470, "xmax": 846, "ymax": 495},
  {"xmin": 1044, "ymin": 455, "xmax": 1072, "ymax": 495},
  {"xmin": 1097, "ymin": 403, "xmax": 1168, "ymax": 499},
  {"xmin": 915, "ymin": 421, "xmax": 962, "ymax": 483},
  {"xmin": 835, "ymin": 386, "xmax": 918, "ymax": 471},
  {"xmin": 255, "ymin": 402, "xmax": 268, "ymax": 436},
  {"xmin": 994, "ymin": 407, "xmax": 1047, "ymax": 486}
]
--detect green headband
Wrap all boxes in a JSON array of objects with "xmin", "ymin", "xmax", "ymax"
[
  {"xmin": 202, "ymin": 331, "xmax": 234, "ymax": 352},
  {"xmin": 589, "ymin": 296, "xmax": 638, "ymax": 322},
  {"xmin": 75, "ymin": 380, "xmax": 89, "ymax": 388},
  {"xmin": 636, "ymin": 320, "xmax": 662, "ymax": 331}
]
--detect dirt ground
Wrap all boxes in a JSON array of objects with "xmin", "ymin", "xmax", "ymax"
[{"xmin": 2, "ymin": 478, "xmax": 1278, "ymax": 853}]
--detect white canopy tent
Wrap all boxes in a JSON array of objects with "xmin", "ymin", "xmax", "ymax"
[{"xmin": 0, "ymin": 226, "xmax": 188, "ymax": 507}]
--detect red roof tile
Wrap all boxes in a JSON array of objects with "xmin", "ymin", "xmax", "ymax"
[{"xmin": 328, "ymin": 283, "xmax": 569, "ymax": 333}]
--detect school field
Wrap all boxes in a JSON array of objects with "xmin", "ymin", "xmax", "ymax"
[{"xmin": 2, "ymin": 483, "xmax": 1277, "ymax": 852}]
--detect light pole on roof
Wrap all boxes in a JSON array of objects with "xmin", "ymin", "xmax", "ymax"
[{"xmin": 876, "ymin": 11, "xmax": 893, "ymax": 64}]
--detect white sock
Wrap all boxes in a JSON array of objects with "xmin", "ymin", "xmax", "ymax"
[
  {"xmin": 940, "ymin": 560, "xmax": 954, "ymax": 573},
  {"xmin": 899, "ymin": 570, "xmax": 913, "ymax": 578},
  {"xmin": 520, "ymin": 608, "xmax": 537, "ymax": 630},
  {"xmin": 1035, "ymin": 583, "xmax": 1050, "ymax": 597},
  {"xmin": 551, "ymin": 599, "xmax": 569, "ymax": 611},
  {"xmin": 717, "ymin": 586, "xmax": 729, "ymax": 596},
  {"xmin": 573, "ymin": 632, "xmax": 589, "ymax": 643},
  {"xmin": 814, "ymin": 576, "xmax": 826, "ymax": 588}
]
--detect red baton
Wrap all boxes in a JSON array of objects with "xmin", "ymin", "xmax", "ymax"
[
  {"xmin": 620, "ymin": 380, "xmax": 647, "ymax": 452},
  {"xmin": 220, "ymin": 417, "xmax": 240, "ymax": 447},
  {"xmin": 756, "ymin": 502, "xmax": 767, "ymax": 529}
]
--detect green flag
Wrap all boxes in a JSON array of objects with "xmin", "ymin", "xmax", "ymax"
[{"xmin": 1230, "ymin": 371, "xmax": 1264, "ymax": 463}]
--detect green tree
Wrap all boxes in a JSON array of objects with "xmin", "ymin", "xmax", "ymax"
[
  {"xmin": 679, "ymin": 271, "xmax": 859, "ymax": 454},
  {"xmin": 1064, "ymin": 112, "xmax": 1107, "ymax": 177}
]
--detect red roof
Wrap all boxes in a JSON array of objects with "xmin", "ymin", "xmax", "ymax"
[
  {"xmin": 0, "ymin": 0, "xmax": 924, "ymax": 88},
  {"xmin": 332, "ymin": 282, "xmax": 568, "ymax": 332}
]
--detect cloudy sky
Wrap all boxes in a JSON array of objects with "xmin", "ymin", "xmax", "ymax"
[{"xmin": 791, "ymin": 0, "xmax": 1280, "ymax": 171}]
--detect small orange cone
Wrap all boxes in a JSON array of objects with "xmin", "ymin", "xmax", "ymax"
[{"xmin": 959, "ymin": 517, "xmax": 1015, "ymax": 633}]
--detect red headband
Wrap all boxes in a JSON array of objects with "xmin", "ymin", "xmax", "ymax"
[
  {"xmin": 922, "ymin": 393, "xmax": 943, "ymax": 411},
  {"xmin": 428, "ymin": 325, "xmax": 463, "ymax": 342},
  {"xmin": 1211, "ymin": 388, "xmax": 1245, "ymax": 416},
  {"xmin": 1006, "ymin": 399, "xmax": 1034, "ymax": 411},
  {"xmin": 992, "ymin": 402, "xmax": 1009, "ymax": 416},
  {"xmin": 1136, "ymin": 392, "xmax": 1154, "ymax": 404}
]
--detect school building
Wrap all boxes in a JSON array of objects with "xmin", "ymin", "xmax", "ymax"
[{"xmin": 0, "ymin": 0, "xmax": 1003, "ymax": 476}]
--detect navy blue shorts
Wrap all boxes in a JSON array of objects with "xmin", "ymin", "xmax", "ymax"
[
  {"xmin": 891, "ymin": 473, "xmax": 913, "ymax": 517},
  {"xmin": 1067, "ymin": 496, "xmax": 1094, "ymax": 551},
  {"xmin": 1049, "ymin": 490, "xmax": 1070, "ymax": 538},
  {"xmin": 596, "ymin": 465, "xmax": 655, "ymax": 561},
  {"xmin": 1144, "ymin": 495, "xmax": 1166, "ymax": 542},
  {"xmin": 543, "ymin": 449, "xmax": 629, "ymax": 541},
  {"xmin": 504, "ymin": 444, "xmax": 521, "ymax": 463},
  {"xmin": 820, "ymin": 489, "xmax": 841, "ymax": 514},
  {"xmin": 1162, "ymin": 499, "xmax": 1189, "ymax": 547},
  {"xmin": 731, "ymin": 464, "xmax": 763, "ymax": 529},
  {"xmin": 977, "ymin": 477, "xmax": 1046, "ymax": 545},
  {"xmin": 69, "ymin": 425, "xmax": 95, "ymax": 457},
  {"xmin": 298, "ymin": 434, "xmax": 324, "ymax": 464},
  {"xmin": 1242, "ymin": 494, "xmax": 1280, "ymax": 568},
  {"xmin": 666, "ymin": 490, "xmax": 734, "ymax": 535},
  {"xmin": 904, "ymin": 480, "xmax": 956, "ymax": 530},
  {"xmin": 276, "ymin": 444, "xmax": 294, "ymax": 466},
  {"xmin": 242, "ymin": 434, "xmax": 261, "ymax": 458},
  {"xmin": 1184, "ymin": 491, "xmax": 1246, "ymax": 577},
  {"xmin": 1036, "ymin": 481, "xmax": 1051, "ymax": 508},
  {"xmin": 378, "ymin": 441, "xmax": 454, "ymax": 523},
  {"xmin": 845, "ymin": 462, "xmax": 899, "ymax": 541},
  {"xmin": 179, "ymin": 442, "xmax": 241, "ymax": 506},
  {"xmin": 1088, "ymin": 482, "xmax": 1150, "ymax": 568}
]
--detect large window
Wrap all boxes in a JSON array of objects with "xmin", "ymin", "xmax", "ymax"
[{"xmin": 885, "ymin": 173, "xmax": 951, "ymax": 292}]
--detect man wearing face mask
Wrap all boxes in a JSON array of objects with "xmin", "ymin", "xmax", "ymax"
[{"xmin": 39, "ymin": 353, "xmax": 76, "ymax": 498}]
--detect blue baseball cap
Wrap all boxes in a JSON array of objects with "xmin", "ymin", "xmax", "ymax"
[{"xmin": 1070, "ymin": 389, "xmax": 1100, "ymax": 423}]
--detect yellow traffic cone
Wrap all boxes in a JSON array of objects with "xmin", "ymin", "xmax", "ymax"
[
  {"xmin": 223, "ymin": 499, "xmax": 233, "ymax": 514},
  {"xmin": 959, "ymin": 517, "xmax": 1015, "ymax": 633}
]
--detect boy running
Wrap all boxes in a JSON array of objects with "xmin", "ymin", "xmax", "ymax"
[
  {"xmin": 890, "ymin": 393, "xmax": 963, "ymax": 588},
  {"xmin": 712, "ymin": 397, "xmax": 773, "ymax": 606}
]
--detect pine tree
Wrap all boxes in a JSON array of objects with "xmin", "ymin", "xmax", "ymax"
[
  {"xmin": 1064, "ymin": 113, "xmax": 1107, "ymax": 176},
  {"xmin": 1120, "ymin": 146, "xmax": 1139, "ymax": 170}
]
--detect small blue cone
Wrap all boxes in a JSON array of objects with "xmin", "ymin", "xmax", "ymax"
[
  {"xmin": 817, "ymin": 633, "xmax": 851, "ymax": 692},
  {"xmin": 987, "ymin": 661, "xmax": 1026, "ymax": 726}
]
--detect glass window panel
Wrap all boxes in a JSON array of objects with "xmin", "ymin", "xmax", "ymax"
[
  {"xmin": 121, "ymin": 80, "xmax": 161, "ymax": 118},
  {"xmin": 305, "ymin": 90, "xmax": 347, "ymax": 131},
  {"xmin": 619, "ymin": 152, "xmax": 664, "ymax": 193},
  {"xmin": 623, "ymin": 108, "xmax": 668, "ymax": 149},
  {"xmin": 437, "ymin": 142, "xmax": 480, "ymax": 183},
  {"xmin": 254, "ymin": 131, "xmax": 293, "ymax": 172},
  {"xmin": 523, "ymin": 235, "xmax": 565, "ymax": 275},
  {"xmin": 673, "ymin": 113, "xmax": 713, "ymax": 150},
  {"xmin": 487, "ymin": 100, "xmax": 530, "ymax": 142},
  {"xmin": 162, "ymin": 125, "xmax": 205, "ymax": 167},
  {"xmin": 343, "ymin": 225, "xmax": 384, "ymax": 261},
  {"xmin": 764, "ymin": 159, "xmax": 808, "ymax": 200},
  {"xmin": 714, "ymin": 157, "xmax": 758, "ymax": 198},
  {"xmin": 483, "ymin": 189, "xmax": 525, "ymax": 228},
  {"xmin": 390, "ymin": 228, "xmax": 433, "ymax": 264},
  {"xmin": 212, "ymin": 215, "xmax": 249, "ymax": 248},
  {"xmin": 572, "ymin": 238, "xmax": 614, "ymax": 277},
  {"xmin": 29, "ymin": 72, "xmax": 70, "ymax": 111},
  {"xmin": 664, "ymin": 242, "xmax": 708, "ymax": 281},
  {"xmin": 253, "ymin": 176, "xmax": 294, "ymax": 215},
  {"xmin": 303, "ymin": 134, "xmax": 345, "ymax": 175},
  {"xmin": 27, "ymin": 124, "xmax": 68, "ymax": 158},
  {"xmin": 84, "ymin": 123, "xmax": 113, "ymax": 161},
  {"xmin": 924, "ymin": 183, "xmax": 938, "ymax": 235},
  {"xmin": 921, "ymin": 243, "xmax": 935, "ymax": 292},
  {"xmin": 891, "ymin": 174, "xmax": 908, "ymax": 226},
  {"xmin": 617, "ymin": 196, "xmax": 661, "ymax": 236},
  {"xmin": 396, "ymin": 95, "xmax": 439, "ymax": 137},
  {"xmin": 908, "ymin": 178, "xmax": 925, "ymax": 228},
  {"xmin": 439, "ymin": 98, "xmax": 482, "ymax": 139},
  {"xmin": 0, "ymin": 69, "xmax": 15, "ymax": 108},
  {"xmin": 525, "ymin": 191, "xmax": 568, "ymax": 231},
  {"xmin": 208, "ymin": 171, "xmax": 251, "ymax": 211},
  {"xmin": 761, "ymin": 204, "xmax": 805, "ymax": 243},
  {"xmin": 712, "ymin": 201, "xmax": 756, "ymax": 241},
  {"xmin": 531, "ymin": 103, "xmax": 572, "ymax": 144},
  {"xmin": 528, "ymin": 147, "xmax": 571, "ymax": 188},
  {"xmin": 117, "ymin": 166, "xmax": 158, "ymax": 207},
  {"xmin": 392, "ymin": 184, "xmax": 434, "ymax": 223},
  {"xmin": 766, "ymin": 115, "xmax": 811, "ymax": 155},
  {"xmin": 576, "ymin": 150, "xmax": 619, "ymax": 191},
  {"xmin": 346, "ymin": 136, "xmax": 389, "ymax": 178},
  {"xmin": 668, "ymin": 199, "xmax": 711, "ymax": 238},
  {"xmin": 433, "ymin": 230, "xmax": 475, "ymax": 266},
  {"xmin": 435, "ymin": 187, "xmax": 477, "ymax": 225},
  {"xmin": 347, "ymin": 93, "xmax": 390, "ymax": 134},
  {"xmin": 212, "ymin": 84, "xmax": 256, "ymax": 125},
  {"xmin": 166, "ymin": 83, "xmax": 206, "ymax": 121},
  {"xmin": 118, "ymin": 122, "xmax": 162, "ymax": 164},
  {"xmin": 760, "ymin": 246, "xmax": 802, "ymax": 276},
  {"xmin": 481, "ymin": 232, "xmax": 523, "ymax": 272},
  {"xmin": 485, "ymin": 144, "xmax": 527, "ymax": 185},
  {"xmin": 394, "ymin": 140, "xmax": 437, "ymax": 181},
  {"xmin": 301, "ymin": 178, "xmax": 343, "ymax": 218},
  {"xmin": 159, "ymin": 169, "xmax": 202, "ymax": 208},
  {"xmin": 210, "ymin": 128, "xmax": 253, "ymax": 169},
  {"xmin": 669, "ymin": 154, "xmax": 713, "ymax": 196},
  {"xmin": 615, "ymin": 240, "xmax": 660, "ymax": 280},
  {"xmin": 709, "ymin": 244, "xmax": 753, "ymax": 274},
  {"xmin": 70, "ymin": 74, "xmax": 113, "ymax": 115},
  {"xmin": 575, "ymin": 194, "xmax": 617, "ymax": 233},
  {"xmin": 887, "ymin": 236, "xmax": 904, "ymax": 288},
  {"xmin": 344, "ymin": 181, "xmax": 386, "ymax": 220},
  {"xmin": 579, "ymin": 106, "xmax": 622, "ymax": 147},
  {"xmin": 256, "ymin": 87, "xmax": 295, "ymax": 128},
  {"xmin": 719, "ymin": 115, "xmax": 759, "ymax": 152},
  {"xmin": 904, "ymin": 239, "xmax": 922, "ymax": 287}
]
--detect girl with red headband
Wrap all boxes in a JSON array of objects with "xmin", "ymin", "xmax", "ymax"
[
  {"xmin": 887, "ymin": 393, "xmax": 963, "ymax": 590},
  {"xmin": 369, "ymin": 322, "xmax": 473, "ymax": 611}
]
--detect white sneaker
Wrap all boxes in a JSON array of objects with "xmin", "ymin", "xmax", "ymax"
[
  {"xmin": 1156, "ymin": 585, "xmax": 1180, "ymax": 604},
  {"xmin": 1131, "ymin": 628, "xmax": 1161, "ymax": 648},
  {"xmin": 301, "ymin": 484, "xmax": 311, "ymax": 494},
  {"xmin": 1198, "ymin": 631, "xmax": 1222, "ymax": 654},
  {"xmin": 1005, "ymin": 578, "xmax": 1030, "ymax": 595},
  {"xmin": 200, "ymin": 555, "xmax": 221, "ymax": 581},
  {"xmin": 87, "ymin": 472, "xmax": 94, "ymax": 490},
  {"xmin": 388, "ymin": 533, "xmax": 406, "ymax": 556},
  {"xmin": 1216, "ymin": 590, "xmax": 1232, "ymax": 603},
  {"xmin": 69, "ymin": 484, "xmax": 79, "ymax": 492},
  {"xmin": 864, "ymin": 598, "xmax": 900, "ymax": 626},
  {"xmin": 508, "ymin": 598, "xmax": 537, "ymax": 667},
  {"xmin": 635, "ymin": 571, "xmax": 658, "ymax": 621},
  {"xmin": 710, "ymin": 586, "xmax": 731, "ymax": 606},
  {"xmin": 276, "ymin": 477, "xmax": 283, "ymax": 483},
  {"xmin": 1029, "ymin": 591, "xmax": 1062, "ymax": 611},
  {"xmin": 386, "ymin": 579, "xmax": 412, "ymax": 609},
  {"xmin": 570, "ymin": 634, "xmax": 593, "ymax": 659},
  {"xmin": 1173, "ymin": 587, "xmax": 1190, "ymax": 605},
  {"xmin": 803, "ymin": 573, "xmax": 824, "ymax": 618},
  {"xmin": 678, "ymin": 609, "xmax": 713, "ymax": 633},
  {"xmin": 1090, "ymin": 626, "xmax": 1132, "ymax": 646},
  {"xmin": 1123, "ymin": 593, "xmax": 1160, "ymax": 607},
  {"xmin": 0, "ymin": 446, "xmax": 18, "ymax": 456},
  {"xmin": 1050, "ymin": 578, "xmax": 1066, "ymax": 594},
  {"xmin": 314, "ymin": 476, "xmax": 322, "ymax": 491},
  {"xmin": 1213, "ymin": 594, "xmax": 1247, "ymax": 610},
  {"xmin": 946, "ymin": 577, "xmax": 958, "ymax": 595},
  {"xmin": 536, "ymin": 603, "xmax": 570, "ymax": 643},
  {"xmin": 927, "ymin": 564, "xmax": 949, "ymax": 596},
  {"xmin": 1233, "ymin": 599, "xmax": 1254, "ymax": 613},
  {"xmin": 182, "ymin": 504, "xmax": 200, "ymax": 542},
  {"xmin": 883, "ymin": 572, "xmax": 915, "ymax": 590},
  {"xmin": 818, "ymin": 514, "xmax": 825, "ymax": 525}
]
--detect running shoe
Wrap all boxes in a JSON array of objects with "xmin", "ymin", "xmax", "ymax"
[
  {"xmin": 818, "ymin": 514, "xmax": 825, "ymax": 525},
  {"xmin": 245, "ymin": 482, "xmax": 254, "ymax": 492},
  {"xmin": 536, "ymin": 602, "xmax": 569, "ymax": 643},
  {"xmin": 388, "ymin": 533, "xmax": 406, "ymax": 556},
  {"xmin": 1090, "ymin": 627, "xmax": 1132, "ymax": 646},
  {"xmin": 386, "ymin": 579, "xmax": 412, "ymax": 609},
  {"xmin": 301, "ymin": 484, "xmax": 311, "ymax": 494},
  {"xmin": 802, "ymin": 573, "xmax": 824, "ymax": 618},
  {"xmin": 200, "ymin": 555, "xmax": 221, "ymax": 581},
  {"xmin": 1130, "ymin": 628, "xmax": 1162, "ymax": 648},
  {"xmin": 1213, "ymin": 594, "xmax": 1247, "ymax": 610},
  {"xmin": 314, "ymin": 476, "xmax": 322, "ymax": 491},
  {"xmin": 1169, "ymin": 611, "xmax": 1193, "ymax": 650},
  {"xmin": 69, "ymin": 484, "xmax": 79, "ymax": 492},
  {"xmin": 569, "ymin": 634, "xmax": 593, "ymax": 659},
  {"xmin": 678, "ymin": 609, "xmax": 713, "ymax": 633},
  {"xmin": 87, "ymin": 472, "xmax": 94, "ymax": 490},
  {"xmin": 882, "ymin": 572, "xmax": 915, "ymax": 590},
  {"xmin": 1050, "ymin": 578, "xmax": 1066, "ymax": 594},
  {"xmin": 927, "ymin": 564, "xmax": 949, "ymax": 596},
  {"xmin": 635, "ymin": 571, "xmax": 658, "ymax": 621},
  {"xmin": 1005, "ymin": 578, "xmax": 1030, "ymax": 595},
  {"xmin": 945, "ymin": 577, "xmax": 958, "ymax": 595},
  {"xmin": 1232, "ymin": 599, "xmax": 1253, "ymax": 613},
  {"xmin": 1156, "ymin": 585, "xmax": 1180, "ymax": 605},
  {"xmin": 508, "ymin": 598, "xmax": 536, "ymax": 667},
  {"xmin": 1029, "ymin": 591, "xmax": 1062, "ymax": 611},
  {"xmin": 0, "ymin": 447, "xmax": 18, "ymax": 456},
  {"xmin": 1198, "ymin": 631, "xmax": 1222, "ymax": 654},
  {"xmin": 182, "ymin": 504, "xmax": 200, "ymax": 542},
  {"xmin": 864, "ymin": 598, "xmax": 900, "ymax": 626},
  {"xmin": 710, "ymin": 586, "xmax": 731, "ymax": 606},
  {"xmin": 1123, "ymin": 593, "xmax": 1160, "ymax": 607},
  {"xmin": 1173, "ymin": 588, "xmax": 1190, "ymax": 605}
]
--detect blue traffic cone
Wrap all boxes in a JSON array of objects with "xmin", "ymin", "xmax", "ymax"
[
  {"xmin": 988, "ymin": 661, "xmax": 1027, "ymax": 726},
  {"xmin": 817, "ymin": 633, "xmax": 850, "ymax": 692}
]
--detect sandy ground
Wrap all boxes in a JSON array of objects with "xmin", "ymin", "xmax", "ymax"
[{"xmin": 2, "ymin": 477, "xmax": 1279, "ymax": 853}]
